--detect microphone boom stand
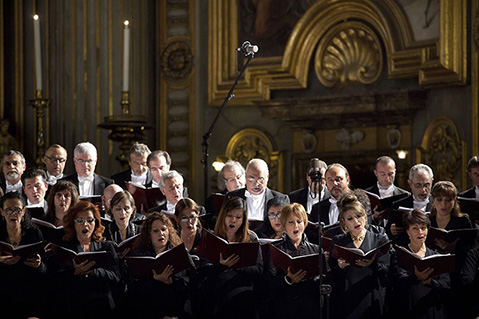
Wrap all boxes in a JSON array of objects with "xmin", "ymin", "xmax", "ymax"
[
  {"xmin": 315, "ymin": 180, "xmax": 332, "ymax": 319},
  {"xmin": 201, "ymin": 53, "xmax": 255, "ymax": 204}
]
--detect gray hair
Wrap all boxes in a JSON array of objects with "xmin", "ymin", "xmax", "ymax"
[
  {"xmin": 159, "ymin": 170, "xmax": 184, "ymax": 189},
  {"xmin": 127, "ymin": 142, "xmax": 151, "ymax": 160},
  {"xmin": 218, "ymin": 160, "xmax": 245, "ymax": 191},
  {"xmin": 408, "ymin": 163, "xmax": 434, "ymax": 181},
  {"xmin": 74, "ymin": 142, "xmax": 97, "ymax": 159},
  {"xmin": 2, "ymin": 150, "xmax": 25, "ymax": 166}
]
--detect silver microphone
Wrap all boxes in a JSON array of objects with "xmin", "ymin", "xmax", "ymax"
[{"xmin": 237, "ymin": 41, "xmax": 259, "ymax": 56}]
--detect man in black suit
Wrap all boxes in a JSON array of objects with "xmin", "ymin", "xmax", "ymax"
[
  {"xmin": 364, "ymin": 156, "xmax": 409, "ymax": 227},
  {"xmin": 62, "ymin": 142, "xmax": 114, "ymax": 197},
  {"xmin": 43, "ymin": 144, "xmax": 68, "ymax": 186},
  {"xmin": 289, "ymin": 158, "xmax": 329, "ymax": 215},
  {"xmin": 226, "ymin": 158, "xmax": 289, "ymax": 230},
  {"xmin": 0, "ymin": 150, "xmax": 27, "ymax": 195},
  {"xmin": 111, "ymin": 142, "xmax": 152, "ymax": 190},
  {"xmin": 22, "ymin": 168, "xmax": 49, "ymax": 218},
  {"xmin": 389, "ymin": 163, "xmax": 434, "ymax": 245},
  {"xmin": 147, "ymin": 170, "xmax": 185, "ymax": 215},
  {"xmin": 311, "ymin": 163, "xmax": 352, "ymax": 226},
  {"xmin": 459, "ymin": 155, "xmax": 479, "ymax": 199}
]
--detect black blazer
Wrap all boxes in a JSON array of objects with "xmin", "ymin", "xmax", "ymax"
[
  {"xmin": 111, "ymin": 169, "xmax": 153, "ymax": 190},
  {"xmin": 61, "ymin": 173, "xmax": 114, "ymax": 196},
  {"xmin": 289, "ymin": 186, "xmax": 330, "ymax": 210},
  {"xmin": 459, "ymin": 187, "xmax": 476, "ymax": 198},
  {"xmin": 310, "ymin": 199, "xmax": 332, "ymax": 225}
]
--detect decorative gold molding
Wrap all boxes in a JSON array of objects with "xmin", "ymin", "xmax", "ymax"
[
  {"xmin": 416, "ymin": 117, "xmax": 467, "ymax": 190},
  {"xmin": 225, "ymin": 128, "xmax": 284, "ymax": 192},
  {"xmin": 314, "ymin": 22, "xmax": 383, "ymax": 89},
  {"xmin": 209, "ymin": 0, "xmax": 467, "ymax": 105}
]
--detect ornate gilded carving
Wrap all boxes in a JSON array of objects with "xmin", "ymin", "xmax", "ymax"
[
  {"xmin": 315, "ymin": 24, "xmax": 382, "ymax": 89},
  {"xmin": 417, "ymin": 118, "xmax": 467, "ymax": 190},
  {"xmin": 225, "ymin": 128, "xmax": 284, "ymax": 192},
  {"xmin": 160, "ymin": 41, "xmax": 193, "ymax": 81},
  {"xmin": 209, "ymin": 0, "xmax": 466, "ymax": 105}
]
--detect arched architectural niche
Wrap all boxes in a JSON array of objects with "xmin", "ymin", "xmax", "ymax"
[
  {"xmin": 416, "ymin": 117, "xmax": 467, "ymax": 190},
  {"xmin": 282, "ymin": 0, "xmax": 411, "ymax": 87},
  {"xmin": 224, "ymin": 128, "xmax": 284, "ymax": 192},
  {"xmin": 209, "ymin": 0, "xmax": 466, "ymax": 105}
]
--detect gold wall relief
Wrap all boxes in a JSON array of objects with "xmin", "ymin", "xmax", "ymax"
[
  {"xmin": 209, "ymin": 0, "xmax": 467, "ymax": 105},
  {"xmin": 314, "ymin": 23, "xmax": 383, "ymax": 90},
  {"xmin": 225, "ymin": 128, "xmax": 284, "ymax": 193},
  {"xmin": 416, "ymin": 117, "xmax": 467, "ymax": 190}
]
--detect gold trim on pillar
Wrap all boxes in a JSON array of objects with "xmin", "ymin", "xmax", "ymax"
[
  {"xmin": 416, "ymin": 117, "xmax": 467, "ymax": 190},
  {"xmin": 225, "ymin": 128, "xmax": 284, "ymax": 193},
  {"xmin": 209, "ymin": 0, "xmax": 467, "ymax": 105}
]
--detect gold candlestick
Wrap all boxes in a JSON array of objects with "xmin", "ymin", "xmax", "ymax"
[
  {"xmin": 98, "ymin": 91, "xmax": 152, "ymax": 168},
  {"xmin": 29, "ymin": 90, "xmax": 51, "ymax": 167}
]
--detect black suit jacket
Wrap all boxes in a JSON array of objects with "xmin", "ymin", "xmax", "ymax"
[
  {"xmin": 310, "ymin": 199, "xmax": 332, "ymax": 225},
  {"xmin": 459, "ymin": 187, "xmax": 476, "ymax": 199},
  {"xmin": 226, "ymin": 187, "xmax": 290, "ymax": 230},
  {"xmin": 111, "ymin": 169, "xmax": 153, "ymax": 190},
  {"xmin": 289, "ymin": 187, "xmax": 331, "ymax": 213},
  {"xmin": 61, "ymin": 173, "xmax": 114, "ymax": 196}
]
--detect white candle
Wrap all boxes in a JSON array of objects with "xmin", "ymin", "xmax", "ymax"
[
  {"xmin": 122, "ymin": 20, "xmax": 130, "ymax": 92},
  {"xmin": 33, "ymin": 15, "xmax": 42, "ymax": 91}
]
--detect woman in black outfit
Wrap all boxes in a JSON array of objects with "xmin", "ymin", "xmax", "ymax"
[
  {"xmin": 198, "ymin": 196, "xmax": 263, "ymax": 319},
  {"xmin": 0, "ymin": 191, "xmax": 47, "ymax": 319},
  {"xmin": 328, "ymin": 191, "xmax": 390, "ymax": 319},
  {"xmin": 264, "ymin": 202, "xmax": 321, "ymax": 319},
  {"xmin": 46, "ymin": 200, "xmax": 120, "ymax": 319},
  {"xmin": 388, "ymin": 209, "xmax": 450, "ymax": 319},
  {"xmin": 125, "ymin": 211, "xmax": 191, "ymax": 319},
  {"xmin": 428, "ymin": 181, "xmax": 473, "ymax": 318},
  {"xmin": 103, "ymin": 190, "xmax": 142, "ymax": 319}
]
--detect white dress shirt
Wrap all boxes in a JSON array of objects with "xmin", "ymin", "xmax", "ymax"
[
  {"xmin": 6, "ymin": 180, "xmax": 22, "ymax": 193},
  {"xmin": 328, "ymin": 197, "xmax": 339, "ymax": 225},
  {"xmin": 78, "ymin": 175, "xmax": 94, "ymax": 196},
  {"xmin": 245, "ymin": 190, "xmax": 265, "ymax": 221}
]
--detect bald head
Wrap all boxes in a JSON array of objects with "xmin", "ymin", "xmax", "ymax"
[
  {"xmin": 103, "ymin": 184, "xmax": 123, "ymax": 211},
  {"xmin": 245, "ymin": 158, "xmax": 269, "ymax": 195}
]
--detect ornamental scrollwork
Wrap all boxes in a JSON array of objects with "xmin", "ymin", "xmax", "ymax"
[{"xmin": 315, "ymin": 23, "xmax": 383, "ymax": 90}]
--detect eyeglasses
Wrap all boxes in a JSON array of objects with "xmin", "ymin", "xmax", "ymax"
[
  {"xmin": 267, "ymin": 213, "xmax": 281, "ymax": 220},
  {"xmin": 435, "ymin": 196, "xmax": 454, "ymax": 203},
  {"xmin": 180, "ymin": 216, "xmax": 198, "ymax": 223},
  {"xmin": 45, "ymin": 156, "xmax": 66, "ymax": 164},
  {"xmin": 4, "ymin": 208, "xmax": 23, "ymax": 214},
  {"xmin": 76, "ymin": 158, "xmax": 95, "ymax": 165},
  {"xmin": 247, "ymin": 177, "xmax": 266, "ymax": 184},
  {"xmin": 74, "ymin": 217, "xmax": 95, "ymax": 224}
]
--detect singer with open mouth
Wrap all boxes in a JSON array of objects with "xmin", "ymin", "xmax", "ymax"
[
  {"xmin": 388, "ymin": 209, "xmax": 450, "ymax": 319},
  {"xmin": 328, "ymin": 192, "xmax": 390, "ymax": 319},
  {"xmin": 46, "ymin": 200, "xmax": 120, "ymax": 319}
]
